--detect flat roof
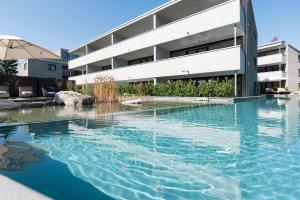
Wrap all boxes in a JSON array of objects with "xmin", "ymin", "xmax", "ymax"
[
  {"xmin": 258, "ymin": 41, "xmax": 285, "ymax": 49},
  {"xmin": 69, "ymin": 0, "xmax": 182, "ymax": 53},
  {"xmin": 259, "ymin": 40, "xmax": 300, "ymax": 53}
]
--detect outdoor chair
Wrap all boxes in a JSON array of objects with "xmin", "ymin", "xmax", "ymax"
[
  {"xmin": 19, "ymin": 86, "xmax": 34, "ymax": 98},
  {"xmin": 0, "ymin": 86, "xmax": 10, "ymax": 98}
]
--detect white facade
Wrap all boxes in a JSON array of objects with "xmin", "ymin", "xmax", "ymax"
[
  {"xmin": 258, "ymin": 41, "xmax": 300, "ymax": 92},
  {"xmin": 69, "ymin": 0, "xmax": 258, "ymax": 96}
]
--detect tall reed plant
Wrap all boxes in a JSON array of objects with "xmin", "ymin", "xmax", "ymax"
[{"xmin": 93, "ymin": 76, "xmax": 119, "ymax": 103}]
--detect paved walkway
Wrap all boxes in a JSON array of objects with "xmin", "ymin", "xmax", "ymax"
[
  {"xmin": 0, "ymin": 175, "xmax": 51, "ymax": 200},
  {"xmin": 0, "ymin": 99, "xmax": 20, "ymax": 110}
]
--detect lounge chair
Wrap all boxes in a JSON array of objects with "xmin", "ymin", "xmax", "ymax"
[
  {"xmin": 265, "ymin": 88, "xmax": 276, "ymax": 95},
  {"xmin": 277, "ymin": 88, "xmax": 290, "ymax": 95},
  {"xmin": 0, "ymin": 86, "xmax": 10, "ymax": 98},
  {"xmin": 19, "ymin": 86, "xmax": 34, "ymax": 98},
  {"xmin": 42, "ymin": 87, "xmax": 56, "ymax": 97}
]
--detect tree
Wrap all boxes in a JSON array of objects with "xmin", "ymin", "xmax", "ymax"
[{"xmin": 0, "ymin": 60, "xmax": 18, "ymax": 76}]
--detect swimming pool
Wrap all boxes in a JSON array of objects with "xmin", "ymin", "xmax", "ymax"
[{"xmin": 0, "ymin": 98, "xmax": 300, "ymax": 200}]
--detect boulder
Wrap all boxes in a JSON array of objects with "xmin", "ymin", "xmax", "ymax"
[
  {"xmin": 121, "ymin": 98, "xmax": 144, "ymax": 105},
  {"xmin": 54, "ymin": 91, "xmax": 93, "ymax": 106}
]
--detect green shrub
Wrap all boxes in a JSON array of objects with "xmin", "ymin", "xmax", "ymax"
[{"xmin": 117, "ymin": 78, "xmax": 234, "ymax": 97}]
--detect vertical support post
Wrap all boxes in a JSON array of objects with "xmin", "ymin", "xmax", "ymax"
[
  {"xmin": 234, "ymin": 25, "xmax": 237, "ymax": 47},
  {"xmin": 111, "ymin": 34, "xmax": 114, "ymax": 45},
  {"xmin": 85, "ymin": 65, "xmax": 89, "ymax": 75},
  {"xmin": 153, "ymin": 46, "xmax": 157, "ymax": 61},
  {"xmin": 153, "ymin": 78, "xmax": 157, "ymax": 86},
  {"xmin": 85, "ymin": 45, "xmax": 89, "ymax": 55},
  {"xmin": 111, "ymin": 58, "xmax": 114, "ymax": 70},
  {"xmin": 234, "ymin": 72, "xmax": 238, "ymax": 97},
  {"xmin": 279, "ymin": 81, "xmax": 282, "ymax": 88},
  {"xmin": 153, "ymin": 14, "xmax": 157, "ymax": 29}
]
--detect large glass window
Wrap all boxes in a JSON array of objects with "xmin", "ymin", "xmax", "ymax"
[
  {"xmin": 170, "ymin": 37, "xmax": 243, "ymax": 58},
  {"xmin": 48, "ymin": 64, "xmax": 56, "ymax": 71},
  {"xmin": 258, "ymin": 65, "xmax": 285, "ymax": 73},
  {"xmin": 258, "ymin": 48, "xmax": 285, "ymax": 57},
  {"xmin": 128, "ymin": 56, "xmax": 154, "ymax": 66}
]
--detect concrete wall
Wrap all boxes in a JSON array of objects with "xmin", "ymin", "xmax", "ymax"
[
  {"xmin": 70, "ymin": 47, "xmax": 245, "ymax": 85},
  {"xmin": 27, "ymin": 59, "xmax": 66, "ymax": 79},
  {"xmin": 241, "ymin": 0, "xmax": 258, "ymax": 96},
  {"xmin": 17, "ymin": 60, "xmax": 29, "ymax": 77},
  {"xmin": 154, "ymin": 46, "xmax": 170, "ymax": 61},
  {"xmin": 286, "ymin": 45, "xmax": 300, "ymax": 91},
  {"xmin": 112, "ymin": 58, "xmax": 127, "ymax": 69}
]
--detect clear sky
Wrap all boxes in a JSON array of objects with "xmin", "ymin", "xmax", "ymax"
[{"xmin": 0, "ymin": 0, "xmax": 299, "ymax": 51}]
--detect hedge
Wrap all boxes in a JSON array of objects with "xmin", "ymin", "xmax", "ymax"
[{"xmin": 118, "ymin": 78, "xmax": 234, "ymax": 97}]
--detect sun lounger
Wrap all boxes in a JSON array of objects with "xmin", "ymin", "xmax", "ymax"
[
  {"xmin": 19, "ymin": 86, "xmax": 34, "ymax": 98},
  {"xmin": 0, "ymin": 86, "xmax": 10, "ymax": 98}
]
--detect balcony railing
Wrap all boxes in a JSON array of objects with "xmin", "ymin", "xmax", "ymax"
[
  {"xmin": 69, "ymin": 0, "xmax": 243, "ymax": 69},
  {"xmin": 70, "ymin": 46, "xmax": 245, "ymax": 85},
  {"xmin": 258, "ymin": 71, "xmax": 286, "ymax": 82},
  {"xmin": 258, "ymin": 54, "xmax": 286, "ymax": 66}
]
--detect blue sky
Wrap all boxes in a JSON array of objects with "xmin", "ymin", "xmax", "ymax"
[{"xmin": 0, "ymin": 0, "xmax": 299, "ymax": 51}]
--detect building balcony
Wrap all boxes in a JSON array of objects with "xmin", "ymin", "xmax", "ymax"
[
  {"xmin": 69, "ymin": 0, "xmax": 245, "ymax": 70},
  {"xmin": 258, "ymin": 54, "xmax": 286, "ymax": 66},
  {"xmin": 69, "ymin": 46, "xmax": 245, "ymax": 85},
  {"xmin": 258, "ymin": 71, "xmax": 287, "ymax": 82}
]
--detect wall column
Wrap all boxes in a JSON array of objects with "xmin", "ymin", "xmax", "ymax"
[
  {"xmin": 153, "ymin": 14, "xmax": 157, "ymax": 29},
  {"xmin": 234, "ymin": 25, "xmax": 237, "ymax": 47},
  {"xmin": 85, "ymin": 65, "xmax": 89, "ymax": 74},
  {"xmin": 111, "ymin": 58, "xmax": 114, "ymax": 70},
  {"xmin": 234, "ymin": 72, "xmax": 238, "ymax": 97}
]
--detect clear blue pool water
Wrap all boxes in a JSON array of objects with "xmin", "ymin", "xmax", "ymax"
[{"xmin": 1, "ymin": 98, "xmax": 300, "ymax": 200}]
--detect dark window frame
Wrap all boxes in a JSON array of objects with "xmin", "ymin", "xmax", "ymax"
[
  {"xmin": 48, "ymin": 64, "xmax": 57, "ymax": 71},
  {"xmin": 170, "ymin": 37, "xmax": 243, "ymax": 58},
  {"xmin": 258, "ymin": 64, "xmax": 285, "ymax": 73},
  {"xmin": 61, "ymin": 51, "xmax": 69, "ymax": 60},
  {"xmin": 128, "ymin": 56, "xmax": 154, "ymax": 66}
]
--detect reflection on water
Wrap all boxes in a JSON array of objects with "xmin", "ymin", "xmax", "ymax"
[
  {"xmin": 0, "ymin": 141, "xmax": 45, "ymax": 171},
  {"xmin": 0, "ymin": 102, "xmax": 192, "ymax": 126},
  {"xmin": 0, "ymin": 98, "xmax": 300, "ymax": 199}
]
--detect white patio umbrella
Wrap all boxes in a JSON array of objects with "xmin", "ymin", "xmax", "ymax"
[{"xmin": 0, "ymin": 35, "xmax": 61, "ymax": 60}]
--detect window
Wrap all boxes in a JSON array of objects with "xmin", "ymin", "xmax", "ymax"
[
  {"xmin": 48, "ymin": 64, "xmax": 56, "ymax": 71},
  {"xmin": 170, "ymin": 37, "xmax": 243, "ymax": 58},
  {"xmin": 128, "ymin": 56, "xmax": 154, "ymax": 66},
  {"xmin": 298, "ymin": 55, "xmax": 300, "ymax": 63},
  {"xmin": 24, "ymin": 63, "xmax": 27, "ymax": 70},
  {"xmin": 258, "ymin": 48, "xmax": 285, "ymax": 57},
  {"xmin": 298, "ymin": 69, "xmax": 300, "ymax": 77},
  {"xmin": 62, "ymin": 65, "xmax": 68, "ymax": 70},
  {"xmin": 62, "ymin": 52, "xmax": 69, "ymax": 60},
  {"xmin": 258, "ymin": 65, "xmax": 284, "ymax": 73}
]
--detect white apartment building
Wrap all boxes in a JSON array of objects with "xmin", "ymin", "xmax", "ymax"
[
  {"xmin": 69, "ymin": 0, "xmax": 258, "ymax": 97},
  {"xmin": 258, "ymin": 41, "xmax": 300, "ymax": 93}
]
